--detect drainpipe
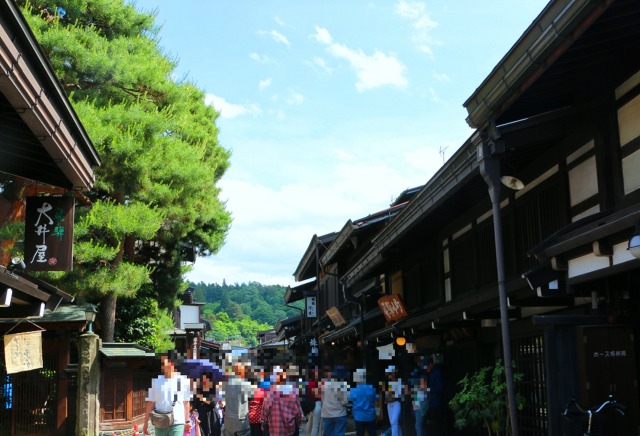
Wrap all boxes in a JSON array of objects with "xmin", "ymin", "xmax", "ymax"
[
  {"xmin": 286, "ymin": 300, "xmax": 304, "ymax": 362},
  {"xmin": 477, "ymin": 126, "xmax": 520, "ymax": 436}
]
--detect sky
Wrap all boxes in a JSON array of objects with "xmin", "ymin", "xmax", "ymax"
[{"xmin": 130, "ymin": 0, "xmax": 549, "ymax": 287}]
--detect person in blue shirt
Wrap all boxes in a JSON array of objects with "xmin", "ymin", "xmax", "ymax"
[{"xmin": 349, "ymin": 368, "xmax": 378, "ymax": 436}]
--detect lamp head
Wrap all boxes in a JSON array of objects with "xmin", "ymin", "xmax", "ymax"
[
  {"xmin": 84, "ymin": 304, "xmax": 98, "ymax": 334},
  {"xmin": 628, "ymin": 222, "xmax": 640, "ymax": 259},
  {"xmin": 84, "ymin": 304, "xmax": 97, "ymax": 322},
  {"xmin": 9, "ymin": 257, "xmax": 26, "ymax": 272},
  {"xmin": 500, "ymin": 176, "xmax": 524, "ymax": 191}
]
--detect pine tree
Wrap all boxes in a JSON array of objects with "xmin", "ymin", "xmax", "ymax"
[{"xmin": 18, "ymin": 0, "xmax": 231, "ymax": 342}]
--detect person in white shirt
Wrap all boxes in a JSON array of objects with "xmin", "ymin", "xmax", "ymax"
[
  {"xmin": 385, "ymin": 366, "xmax": 403, "ymax": 436},
  {"xmin": 144, "ymin": 353, "xmax": 193, "ymax": 436}
]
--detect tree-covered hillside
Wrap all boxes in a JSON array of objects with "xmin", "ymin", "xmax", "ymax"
[{"xmin": 191, "ymin": 282, "xmax": 302, "ymax": 346}]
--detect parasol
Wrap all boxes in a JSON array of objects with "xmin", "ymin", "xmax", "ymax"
[{"xmin": 178, "ymin": 359, "xmax": 225, "ymax": 382}]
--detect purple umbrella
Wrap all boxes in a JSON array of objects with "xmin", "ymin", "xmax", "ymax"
[{"xmin": 179, "ymin": 359, "xmax": 225, "ymax": 382}]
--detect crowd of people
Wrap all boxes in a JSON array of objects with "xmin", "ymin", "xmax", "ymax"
[{"xmin": 142, "ymin": 351, "xmax": 444, "ymax": 436}]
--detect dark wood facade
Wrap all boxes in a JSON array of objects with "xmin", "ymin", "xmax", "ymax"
[
  {"xmin": 0, "ymin": 306, "xmax": 86, "ymax": 436},
  {"xmin": 98, "ymin": 343, "xmax": 156, "ymax": 434},
  {"xmin": 286, "ymin": 0, "xmax": 640, "ymax": 434}
]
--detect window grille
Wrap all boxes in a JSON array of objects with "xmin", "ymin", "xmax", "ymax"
[
  {"xmin": 513, "ymin": 334, "xmax": 548, "ymax": 435},
  {"xmin": 0, "ymin": 348, "xmax": 57, "ymax": 434}
]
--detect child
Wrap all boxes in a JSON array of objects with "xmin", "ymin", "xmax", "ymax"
[{"xmin": 185, "ymin": 401, "xmax": 201, "ymax": 436}]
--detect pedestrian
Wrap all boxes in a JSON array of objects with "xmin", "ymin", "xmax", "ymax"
[
  {"xmin": 349, "ymin": 368, "xmax": 377, "ymax": 436},
  {"xmin": 143, "ymin": 352, "xmax": 193, "ymax": 436},
  {"xmin": 249, "ymin": 366, "xmax": 267, "ymax": 436},
  {"xmin": 426, "ymin": 355, "xmax": 445, "ymax": 436},
  {"xmin": 304, "ymin": 366, "xmax": 322, "ymax": 436},
  {"xmin": 220, "ymin": 358, "xmax": 253, "ymax": 436},
  {"xmin": 194, "ymin": 396, "xmax": 222, "ymax": 436},
  {"xmin": 179, "ymin": 359, "xmax": 226, "ymax": 436},
  {"xmin": 185, "ymin": 401, "xmax": 201, "ymax": 436},
  {"xmin": 261, "ymin": 365, "xmax": 303, "ymax": 436},
  {"xmin": 410, "ymin": 357, "xmax": 429, "ymax": 436},
  {"xmin": 384, "ymin": 365, "xmax": 403, "ymax": 436},
  {"xmin": 320, "ymin": 366, "xmax": 349, "ymax": 436}
]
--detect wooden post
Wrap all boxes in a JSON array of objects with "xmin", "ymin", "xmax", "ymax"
[{"xmin": 76, "ymin": 333, "xmax": 101, "ymax": 435}]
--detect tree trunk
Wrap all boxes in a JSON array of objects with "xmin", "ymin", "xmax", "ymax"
[{"xmin": 100, "ymin": 294, "xmax": 117, "ymax": 342}]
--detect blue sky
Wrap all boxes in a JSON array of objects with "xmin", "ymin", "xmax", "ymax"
[{"xmin": 131, "ymin": 0, "xmax": 548, "ymax": 286}]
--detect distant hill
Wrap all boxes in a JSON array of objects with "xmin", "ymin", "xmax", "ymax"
[{"xmin": 190, "ymin": 281, "xmax": 303, "ymax": 346}]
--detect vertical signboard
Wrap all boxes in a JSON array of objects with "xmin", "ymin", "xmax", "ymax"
[
  {"xmin": 24, "ymin": 196, "xmax": 74, "ymax": 271},
  {"xmin": 306, "ymin": 296, "xmax": 317, "ymax": 318}
]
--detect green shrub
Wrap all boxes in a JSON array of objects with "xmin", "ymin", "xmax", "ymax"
[{"xmin": 449, "ymin": 359, "xmax": 524, "ymax": 435}]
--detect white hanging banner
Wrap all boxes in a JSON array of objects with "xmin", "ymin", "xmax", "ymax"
[
  {"xmin": 377, "ymin": 343, "xmax": 395, "ymax": 360},
  {"xmin": 4, "ymin": 331, "xmax": 43, "ymax": 374}
]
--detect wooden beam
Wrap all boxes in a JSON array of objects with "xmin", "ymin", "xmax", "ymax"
[
  {"xmin": 592, "ymin": 240, "xmax": 612, "ymax": 257},
  {"xmin": 0, "ymin": 302, "xmax": 45, "ymax": 319},
  {"xmin": 0, "ymin": 288, "xmax": 12, "ymax": 307}
]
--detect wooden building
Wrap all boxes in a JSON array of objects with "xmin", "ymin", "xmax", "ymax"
[
  {"xmin": 286, "ymin": 0, "xmax": 640, "ymax": 434},
  {"xmin": 0, "ymin": 0, "xmax": 100, "ymax": 434}
]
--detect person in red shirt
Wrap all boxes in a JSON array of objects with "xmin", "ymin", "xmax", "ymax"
[
  {"xmin": 261, "ymin": 366, "xmax": 302, "ymax": 436},
  {"xmin": 249, "ymin": 366, "xmax": 267, "ymax": 436},
  {"xmin": 305, "ymin": 366, "xmax": 322, "ymax": 436}
]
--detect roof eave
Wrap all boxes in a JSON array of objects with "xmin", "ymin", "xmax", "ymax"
[
  {"xmin": 320, "ymin": 220, "xmax": 355, "ymax": 267},
  {"xmin": 463, "ymin": 0, "xmax": 612, "ymax": 129},
  {"xmin": 0, "ymin": 0, "xmax": 100, "ymax": 190}
]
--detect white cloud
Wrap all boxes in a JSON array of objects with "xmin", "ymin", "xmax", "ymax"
[
  {"xmin": 403, "ymin": 146, "xmax": 445, "ymax": 174},
  {"xmin": 187, "ymin": 256, "xmax": 293, "ymax": 286},
  {"xmin": 250, "ymin": 52, "xmax": 271, "ymax": 63},
  {"xmin": 313, "ymin": 26, "xmax": 407, "ymax": 91},
  {"xmin": 305, "ymin": 57, "xmax": 333, "ymax": 76},
  {"xmin": 432, "ymin": 71, "xmax": 451, "ymax": 82},
  {"xmin": 205, "ymin": 94, "xmax": 260, "ymax": 119},
  {"xmin": 286, "ymin": 92, "xmax": 304, "ymax": 105},
  {"xmin": 427, "ymin": 87, "xmax": 440, "ymax": 102},
  {"xmin": 258, "ymin": 29, "xmax": 290, "ymax": 46},
  {"xmin": 312, "ymin": 26, "xmax": 333, "ymax": 44},
  {"xmin": 259, "ymin": 78, "xmax": 272, "ymax": 90},
  {"xmin": 332, "ymin": 148, "xmax": 355, "ymax": 161},
  {"xmin": 273, "ymin": 16, "xmax": 286, "ymax": 26},
  {"xmin": 395, "ymin": 0, "xmax": 438, "ymax": 56},
  {"xmin": 184, "ymin": 128, "xmax": 449, "ymax": 287}
]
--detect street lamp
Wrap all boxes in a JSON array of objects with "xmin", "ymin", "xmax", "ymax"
[
  {"xmin": 627, "ymin": 221, "xmax": 640, "ymax": 259},
  {"xmin": 477, "ymin": 128, "xmax": 521, "ymax": 436},
  {"xmin": 84, "ymin": 304, "xmax": 98, "ymax": 334}
]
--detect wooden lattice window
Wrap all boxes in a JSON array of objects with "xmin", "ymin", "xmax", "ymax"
[
  {"xmin": 513, "ymin": 335, "xmax": 548, "ymax": 435},
  {"xmin": 132, "ymin": 371, "xmax": 149, "ymax": 418},
  {"xmin": 0, "ymin": 349, "xmax": 58, "ymax": 435},
  {"xmin": 101, "ymin": 369, "xmax": 128, "ymax": 421},
  {"xmin": 515, "ymin": 182, "xmax": 567, "ymax": 272}
]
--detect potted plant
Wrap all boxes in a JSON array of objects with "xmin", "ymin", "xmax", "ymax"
[{"xmin": 449, "ymin": 359, "xmax": 524, "ymax": 435}]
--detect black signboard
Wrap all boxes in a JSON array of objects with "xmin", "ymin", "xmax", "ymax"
[{"xmin": 24, "ymin": 196, "xmax": 74, "ymax": 271}]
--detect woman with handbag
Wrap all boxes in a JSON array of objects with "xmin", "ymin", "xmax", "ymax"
[{"xmin": 144, "ymin": 353, "xmax": 193, "ymax": 436}]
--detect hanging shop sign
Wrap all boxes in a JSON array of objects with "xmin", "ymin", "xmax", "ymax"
[
  {"xmin": 309, "ymin": 337, "xmax": 319, "ymax": 357},
  {"xmin": 24, "ymin": 196, "xmax": 75, "ymax": 271},
  {"xmin": 378, "ymin": 294, "xmax": 408, "ymax": 322},
  {"xmin": 306, "ymin": 296, "xmax": 317, "ymax": 318},
  {"xmin": 326, "ymin": 306, "xmax": 346, "ymax": 327},
  {"xmin": 4, "ymin": 331, "xmax": 43, "ymax": 374}
]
